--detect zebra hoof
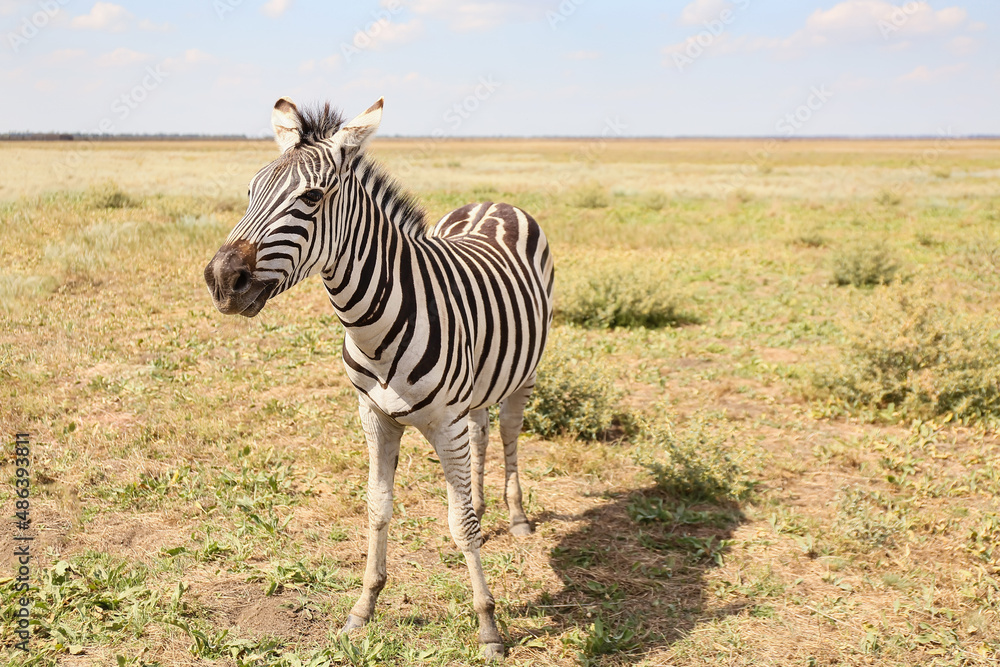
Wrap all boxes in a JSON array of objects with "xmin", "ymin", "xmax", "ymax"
[
  {"xmin": 482, "ymin": 642, "xmax": 505, "ymax": 660},
  {"xmin": 340, "ymin": 614, "xmax": 366, "ymax": 634},
  {"xmin": 509, "ymin": 522, "xmax": 532, "ymax": 537}
]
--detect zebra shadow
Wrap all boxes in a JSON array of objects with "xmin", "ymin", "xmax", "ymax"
[{"xmin": 516, "ymin": 486, "xmax": 748, "ymax": 662}]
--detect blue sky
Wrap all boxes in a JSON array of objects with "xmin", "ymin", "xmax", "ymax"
[{"xmin": 1, "ymin": 0, "xmax": 997, "ymax": 136}]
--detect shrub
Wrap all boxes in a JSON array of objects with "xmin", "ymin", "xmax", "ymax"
[
  {"xmin": 568, "ymin": 182, "xmax": 610, "ymax": 209},
  {"xmin": 875, "ymin": 190, "xmax": 902, "ymax": 206},
  {"xmin": 639, "ymin": 191, "xmax": 668, "ymax": 211},
  {"xmin": 524, "ymin": 331, "xmax": 635, "ymax": 440},
  {"xmin": 814, "ymin": 282, "xmax": 1000, "ymax": 422},
  {"xmin": 89, "ymin": 181, "xmax": 139, "ymax": 209},
  {"xmin": 557, "ymin": 263, "xmax": 694, "ymax": 329},
  {"xmin": 832, "ymin": 240, "xmax": 900, "ymax": 287},
  {"xmin": 793, "ymin": 230, "xmax": 827, "ymax": 248},
  {"xmin": 0, "ymin": 274, "xmax": 58, "ymax": 309},
  {"xmin": 638, "ymin": 414, "xmax": 757, "ymax": 504}
]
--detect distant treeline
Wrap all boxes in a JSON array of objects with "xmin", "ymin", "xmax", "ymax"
[
  {"xmin": 0, "ymin": 133, "xmax": 258, "ymax": 141},
  {"xmin": 2, "ymin": 133, "xmax": 997, "ymax": 142}
]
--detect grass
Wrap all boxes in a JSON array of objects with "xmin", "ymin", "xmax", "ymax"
[
  {"xmin": 812, "ymin": 280, "xmax": 1000, "ymax": 423},
  {"xmin": 556, "ymin": 258, "xmax": 696, "ymax": 329},
  {"xmin": 1, "ymin": 138, "xmax": 1000, "ymax": 665},
  {"xmin": 831, "ymin": 239, "xmax": 901, "ymax": 287},
  {"xmin": 523, "ymin": 329, "xmax": 637, "ymax": 440}
]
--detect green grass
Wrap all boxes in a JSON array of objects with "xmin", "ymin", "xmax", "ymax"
[
  {"xmin": 2, "ymin": 139, "xmax": 1000, "ymax": 666},
  {"xmin": 812, "ymin": 280, "xmax": 1000, "ymax": 424},
  {"xmin": 556, "ymin": 259, "xmax": 697, "ymax": 329},
  {"xmin": 523, "ymin": 328, "xmax": 638, "ymax": 440}
]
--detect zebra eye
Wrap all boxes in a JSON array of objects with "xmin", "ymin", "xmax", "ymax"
[{"xmin": 301, "ymin": 188, "xmax": 324, "ymax": 204}]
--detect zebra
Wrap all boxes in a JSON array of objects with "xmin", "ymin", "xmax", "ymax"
[{"xmin": 204, "ymin": 96, "xmax": 554, "ymax": 658}]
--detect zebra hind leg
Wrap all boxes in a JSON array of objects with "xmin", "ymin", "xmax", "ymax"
[
  {"xmin": 499, "ymin": 379, "xmax": 534, "ymax": 537},
  {"xmin": 469, "ymin": 408, "xmax": 489, "ymax": 523},
  {"xmin": 422, "ymin": 419, "xmax": 504, "ymax": 659}
]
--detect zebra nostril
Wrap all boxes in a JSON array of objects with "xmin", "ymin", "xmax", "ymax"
[{"xmin": 231, "ymin": 268, "xmax": 252, "ymax": 294}]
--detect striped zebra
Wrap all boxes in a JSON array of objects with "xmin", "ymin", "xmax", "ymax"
[{"xmin": 204, "ymin": 97, "xmax": 554, "ymax": 658}]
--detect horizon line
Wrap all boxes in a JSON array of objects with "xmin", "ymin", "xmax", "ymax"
[{"xmin": 2, "ymin": 132, "xmax": 998, "ymax": 142}]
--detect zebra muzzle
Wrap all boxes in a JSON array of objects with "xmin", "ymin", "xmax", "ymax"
[{"xmin": 205, "ymin": 241, "xmax": 272, "ymax": 317}]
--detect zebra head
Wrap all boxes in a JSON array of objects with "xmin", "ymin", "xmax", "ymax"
[{"xmin": 204, "ymin": 96, "xmax": 383, "ymax": 316}]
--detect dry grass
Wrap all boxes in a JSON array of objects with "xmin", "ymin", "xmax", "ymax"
[{"xmin": 1, "ymin": 138, "xmax": 999, "ymax": 666}]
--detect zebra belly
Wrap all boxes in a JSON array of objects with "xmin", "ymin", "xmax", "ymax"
[{"xmin": 339, "ymin": 201, "xmax": 552, "ymax": 423}]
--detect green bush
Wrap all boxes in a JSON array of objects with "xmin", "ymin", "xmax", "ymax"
[
  {"xmin": 793, "ymin": 230, "xmax": 827, "ymax": 248},
  {"xmin": 832, "ymin": 240, "xmax": 900, "ymax": 287},
  {"xmin": 639, "ymin": 191, "xmax": 668, "ymax": 211},
  {"xmin": 557, "ymin": 263, "xmax": 694, "ymax": 329},
  {"xmin": 639, "ymin": 414, "xmax": 757, "ymax": 504},
  {"xmin": 814, "ymin": 282, "xmax": 1000, "ymax": 422},
  {"xmin": 875, "ymin": 189, "xmax": 902, "ymax": 206},
  {"xmin": 568, "ymin": 182, "xmax": 610, "ymax": 209},
  {"xmin": 89, "ymin": 181, "xmax": 139, "ymax": 209},
  {"xmin": 524, "ymin": 331, "xmax": 635, "ymax": 440}
]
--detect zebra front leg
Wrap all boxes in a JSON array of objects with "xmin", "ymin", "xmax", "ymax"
[
  {"xmin": 342, "ymin": 399, "xmax": 404, "ymax": 633},
  {"xmin": 422, "ymin": 421, "xmax": 504, "ymax": 659},
  {"xmin": 499, "ymin": 380, "xmax": 534, "ymax": 536},
  {"xmin": 469, "ymin": 408, "xmax": 489, "ymax": 522}
]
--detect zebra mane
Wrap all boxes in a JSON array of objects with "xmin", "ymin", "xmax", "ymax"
[
  {"xmin": 296, "ymin": 102, "xmax": 347, "ymax": 146},
  {"xmin": 357, "ymin": 157, "xmax": 429, "ymax": 239},
  {"xmin": 280, "ymin": 100, "xmax": 427, "ymax": 237}
]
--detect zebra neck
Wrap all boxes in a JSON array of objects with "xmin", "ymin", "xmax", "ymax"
[{"xmin": 323, "ymin": 167, "xmax": 427, "ymax": 362}]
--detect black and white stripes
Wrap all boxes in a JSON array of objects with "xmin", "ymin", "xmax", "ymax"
[{"xmin": 204, "ymin": 96, "xmax": 553, "ymax": 657}]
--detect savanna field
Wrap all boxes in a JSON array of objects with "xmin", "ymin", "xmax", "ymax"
[{"xmin": 1, "ymin": 137, "xmax": 1000, "ymax": 666}]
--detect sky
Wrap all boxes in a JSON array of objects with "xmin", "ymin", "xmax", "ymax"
[{"xmin": 1, "ymin": 0, "xmax": 998, "ymax": 137}]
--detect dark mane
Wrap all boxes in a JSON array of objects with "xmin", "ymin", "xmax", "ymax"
[
  {"xmin": 296, "ymin": 102, "xmax": 346, "ymax": 146},
  {"xmin": 357, "ymin": 157, "xmax": 428, "ymax": 239},
  {"xmin": 284, "ymin": 99, "xmax": 427, "ymax": 237}
]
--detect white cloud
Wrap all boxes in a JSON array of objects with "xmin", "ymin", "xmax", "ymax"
[
  {"xmin": 96, "ymin": 47, "xmax": 150, "ymax": 66},
  {"xmin": 45, "ymin": 48, "xmax": 87, "ymax": 64},
  {"xmin": 968, "ymin": 21, "xmax": 987, "ymax": 32},
  {"xmin": 137, "ymin": 18, "xmax": 172, "ymax": 32},
  {"xmin": 299, "ymin": 54, "xmax": 341, "ymax": 73},
  {"xmin": 834, "ymin": 73, "xmax": 879, "ymax": 92},
  {"xmin": 798, "ymin": 1, "xmax": 967, "ymax": 44},
  {"xmin": 362, "ymin": 18, "xmax": 423, "ymax": 48},
  {"xmin": 215, "ymin": 71, "xmax": 265, "ymax": 89},
  {"xmin": 391, "ymin": 0, "xmax": 543, "ymax": 32},
  {"xmin": 72, "ymin": 2, "xmax": 132, "ymax": 32},
  {"xmin": 662, "ymin": 0, "xmax": 974, "ymax": 65},
  {"xmin": 162, "ymin": 49, "xmax": 217, "ymax": 72},
  {"xmin": 948, "ymin": 35, "xmax": 977, "ymax": 55},
  {"xmin": 71, "ymin": 2, "xmax": 170, "ymax": 32},
  {"xmin": 261, "ymin": 0, "xmax": 292, "ymax": 18},
  {"xmin": 565, "ymin": 50, "xmax": 601, "ymax": 60},
  {"xmin": 182, "ymin": 48, "xmax": 214, "ymax": 64},
  {"xmin": 678, "ymin": 0, "xmax": 733, "ymax": 26},
  {"xmin": 340, "ymin": 69, "xmax": 432, "ymax": 94},
  {"xmin": 897, "ymin": 63, "xmax": 967, "ymax": 83},
  {"xmin": 0, "ymin": 0, "xmax": 29, "ymax": 16},
  {"xmin": 662, "ymin": 32, "xmax": 779, "ymax": 68}
]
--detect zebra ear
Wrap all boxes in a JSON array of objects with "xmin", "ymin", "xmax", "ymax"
[
  {"xmin": 339, "ymin": 97, "xmax": 383, "ymax": 157},
  {"xmin": 271, "ymin": 97, "xmax": 301, "ymax": 153}
]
